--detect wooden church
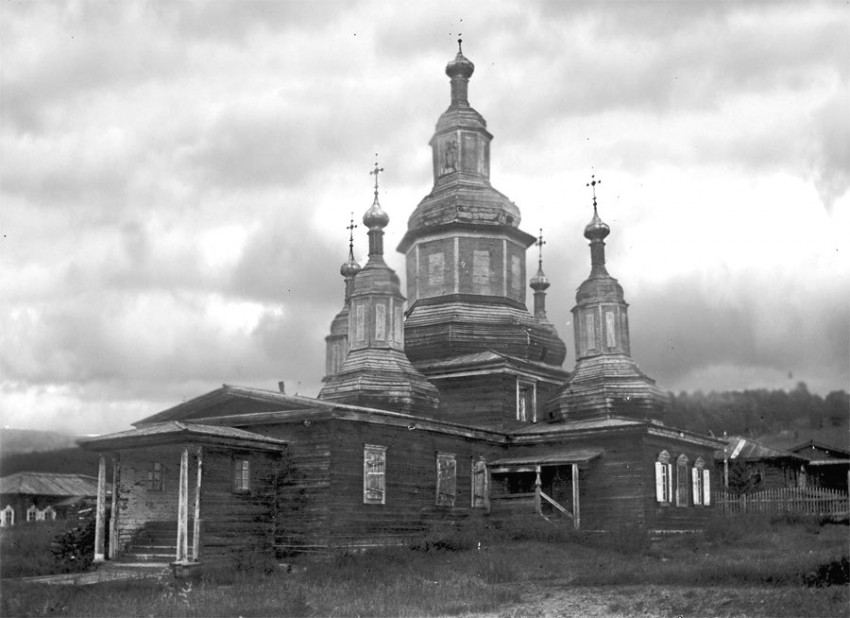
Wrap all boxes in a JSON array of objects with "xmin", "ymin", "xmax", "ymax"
[{"xmin": 81, "ymin": 44, "xmax": 722, "ymax": 570}]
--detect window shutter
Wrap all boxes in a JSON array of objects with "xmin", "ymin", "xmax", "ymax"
[
  {"xmin": 702, "ymin": 469, "xmax": 711, "ymax": 506},
  {"xmin": 692, "ymin": 467, "xmax": 701, "ymax": 505},
  {"xmin": 655, "ymin": 462, "xmax": 665, "ymax": 502}
]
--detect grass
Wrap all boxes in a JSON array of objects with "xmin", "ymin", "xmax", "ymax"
[
  {"xmin": 0, "ymin": 520, "xmax": 69, "ymax": 578},
  {"xmin": 1, "ymin": 515, "xmax": 847, "ymax": 617}
]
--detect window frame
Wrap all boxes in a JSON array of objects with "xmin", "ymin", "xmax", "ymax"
[
  {"xmin": 233, "ymin": 457, "xmax": 252, "ymax": 494},
  {"xmin": 363, "ymin": 444, "xmax": 387, "ymax": 505},
  {"xmin": 471, "ymin": 457, "xmax": 489, "ymax": 509},
  {"xmin": 655, "ymin": 450, "xmax": 673, "ymax": 505},
  {"xmin": 147, "ymin": 461, "xmax": 164, "ymax": 492},
  {"xmin": 676, "ymin": 454, "xmax": 690, "ymax": 507},
  {"xmin": 692, "ymin": 457, "xmax": 711, "ymax": 506},
  {"xmin": 516, "ymin": 379, "xmax": 537, "ymax": 422},
  {"xmin": 435, "ymin": 452, "xmax": 457, "ymax": 507}
]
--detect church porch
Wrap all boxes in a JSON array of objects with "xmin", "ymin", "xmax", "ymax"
[{"xmin": 79, "ymin": 422, "xmax": 287, "ymax": 573}]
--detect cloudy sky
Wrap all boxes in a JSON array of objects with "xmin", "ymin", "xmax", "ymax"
[{"xmin": 2, "ymin": 1, "xmax": 848, "ymax": 435}]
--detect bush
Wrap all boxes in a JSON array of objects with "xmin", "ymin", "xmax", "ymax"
[
  {"xmin": 0, "ymin": 520, "xmax": 67, "ymax": 578},
  {"xmin": 805, "ymin": 557, "xmax": 850, "ymax": 588},
  {"xmin": 50, "ymin": 517, "xmax": 98, "ymax": 573}
]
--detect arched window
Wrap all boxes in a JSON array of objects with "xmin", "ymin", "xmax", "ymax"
[
  {"xmin": 1, "ymin": 505, "xmax": 14, "ymax": 527},
  {"xmin": 676, "ymin": 454, "xmax": 689, "ymax": 507},
  {"xmin": 654, "ymin": 450, "xmax": 673, "ymax": 504},
  {"xmin": 692, "ymin": 457, "xmax": 711, "ymax": 506},
  {"xmin": 26, "ymin": 505, "xmax": 38, "ymax": 522}
]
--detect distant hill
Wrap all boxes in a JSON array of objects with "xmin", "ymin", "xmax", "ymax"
[
  {"xmin": 0, "ymin": 447, "xmax": 102, "ymax": 478},
  {"xmin": 0, "ymin": 428, "xmax": 101, "ymax": 478},
  {"xmin": 0, "ymin": 428, "xmax": 79, "ymax": 455}
]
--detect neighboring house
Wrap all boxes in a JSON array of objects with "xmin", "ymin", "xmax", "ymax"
[
  {"xmin": 790, "ymin": 441, "xmax": 850, "ymax": 491},
  {"xmin": 715, "ymin": 436, "xmax": 810, "ymax": 492},
  {"xmin": 0, "ymin": 472, "xmax": 101, "ymax": 526},
  {"xmin": 79, "ymin": 44, "xmax": 723, "ymax": 572}
]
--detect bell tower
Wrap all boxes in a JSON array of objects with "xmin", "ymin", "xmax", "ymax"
[{"xmin": 397, "ymin": 42, "xmax": 568, "ymax": 427}]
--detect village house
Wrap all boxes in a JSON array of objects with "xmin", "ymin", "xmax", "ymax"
[
  {"xmin": 80, "ymin": 43, "xmax": 722, "ymax": 571},
  {"xmin": 0, "ymin": 471, "xmax": 101, "ymax": 527}
]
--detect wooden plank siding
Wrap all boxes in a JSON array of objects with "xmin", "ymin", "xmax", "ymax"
[
  {"xmin": 245, "ymin": 422, "xmax": 333, "ymax": 553},
  {"xmin": 642, "ymin": 435, "xmax": 716, "ymax": 531},
  {"xmin": 326, "ymin": 418, "xmax": 502, "ymax": 547},
  {"xmin": 197, "ymin": 448, "xmax": 281, "ymax": 566}
]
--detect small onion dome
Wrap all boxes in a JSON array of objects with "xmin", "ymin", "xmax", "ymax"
[
  {"xmin": 584, "ymin": 208, "xmax": 610, "ymax": 241},
  {"xmin": 340, "ymin": 256, "xmax": 361, "ymax": 278},
  {"xmin": 363, "ymin": 198, "xmax": 389, "ymax": 229},
  {"xmin": 530, "ymin": 265, "xmax": 550, "ymax": 292},
  {"xmin": 446, "ymin": 48, "xmax": 474, "ymax": 80}
]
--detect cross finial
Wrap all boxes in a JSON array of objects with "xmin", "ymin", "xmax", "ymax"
[
  {"xmin": 458, "ymin": 35, "xmax": 463, "ymax": 54},
  {"xmin": 370, "ymin": 154, "xmax": 384, "ymax": 199},
  {"xmin": 535, "ymin": 228, "xmax": 546, "ymax": 268},
  {"xmin": 346, "ymin": 212, "xmax": 358, "ymax": 258},
  {"xmin": 586, "ymin": 174, "xmax": 602, "ymax": 212}
]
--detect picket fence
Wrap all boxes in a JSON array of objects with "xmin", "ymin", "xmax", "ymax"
[{"xmin": 715, "ymin": 487, "xmax": 849, "ymax": 516}]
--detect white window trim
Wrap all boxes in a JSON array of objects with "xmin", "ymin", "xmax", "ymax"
[
  {"xmin": 363, "ymin": 444, "xmax": 387, "ymax": 505},
  {"xmin": 655, "ymin": 450, "xmax": 673, "ymax": 504},
  {"xmin": 233, "ymin": 458, "xmax": 251, "ymax": 493}
]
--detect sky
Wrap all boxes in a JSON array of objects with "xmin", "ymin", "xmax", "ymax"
[{"xmin": 1, "ymin": 1, "xmax": 848, "ymax": 436}]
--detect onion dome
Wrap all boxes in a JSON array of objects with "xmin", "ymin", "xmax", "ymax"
[
  {"xmin": 530, "ymin": 228, "xmax": 550, "ymax": 293},
  {"xmin": 446, "ymin": 39, "xmax": 475, "ymax": 80},
  {"xmin": 364, "ymin": 158, "xmax": 390, "ymax": 231},
  {"xmin": 584, "ymin": 207, "xmax": 610, "ymax": 242},
  {"xmin": 340, "ymin": 214, "xmax": 362, "ymax": 278}
]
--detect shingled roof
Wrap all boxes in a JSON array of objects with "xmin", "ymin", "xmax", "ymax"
[{"xmin": 0, "ymin": 472, "xmax": 99, "ymax": 497}]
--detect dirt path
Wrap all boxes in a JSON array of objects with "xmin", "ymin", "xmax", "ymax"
[{"xmin": 463, "ymin": 582, "xmax": 844, "ymax": 618}]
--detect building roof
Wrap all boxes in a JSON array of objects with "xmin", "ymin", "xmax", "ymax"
[
  {"xmin": 0, "ymin": 472, "xmax": 99, "ymax": 497},
  {"xmin": 717, "ymin": 436, "xmax": 809, "ymax": 462},
  {"xmin": 79, "ymin": 421, "xmax": 288, "ymax": 452},
  {"xmin": 414, "ymin": 350, "xmax": 569, "ymax": 380},
  {"xmin": 489, "ymin": 448, "xmax": 603, "ymax": 468}
]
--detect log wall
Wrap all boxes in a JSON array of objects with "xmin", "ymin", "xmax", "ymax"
[{"xmin": 198, "ymin": 447, "xmax": 281, "ymax": 566}]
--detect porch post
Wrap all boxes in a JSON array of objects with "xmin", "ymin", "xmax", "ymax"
[
  {"xmin": 534, "ymin": 465, "xmax": 542, "ymax": 515},
  {"xmin": 176, "ymin": 447, "xmax": 189, "ymax": 563},
  {"xmin": 93, "ymin": 455, "xmax": 107, "ymax": 563},
  {"xmin": 108, "ymin": 453, "xmax": 121, "ymax": 560},
  {"xmin": 192, "ymin": 447, "xmax": 203, "ymax": 563},
  {"xmin": 571, "ymin": 464, "xmax": 580, "ymax": 530}
]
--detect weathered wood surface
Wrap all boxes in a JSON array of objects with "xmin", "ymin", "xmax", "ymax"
[{"xmin": 716, "ymin": 488, "xmax": 849, "ymax": 516}]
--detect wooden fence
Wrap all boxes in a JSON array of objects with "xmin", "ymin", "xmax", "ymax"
[{"xmin": 715, "ymin": 487, "xmax": 849, "ymax": 516}]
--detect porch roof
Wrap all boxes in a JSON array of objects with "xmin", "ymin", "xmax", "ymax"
[
  {"xmin": 488, "ymin": 447, "xmax": 603, "ymax": 468},
  {"xmin": 78, "ymin": 421, "xmax": 288, "ymax": 452}
]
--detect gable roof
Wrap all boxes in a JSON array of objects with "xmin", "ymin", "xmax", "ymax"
[
  {"xmin": 0, "ymin": 472, "xmax": 99, "ymax": 497},
  {"xmin": 789, "ymin": 440, "xmax": 850, "ymax": 459},
  {"xmin": 717, "ymin": 436, "xmax": 809, "ymax": 462},
  {"xmin": 79, "ymin": 421, "xmax": 288, "ymax": 452}
]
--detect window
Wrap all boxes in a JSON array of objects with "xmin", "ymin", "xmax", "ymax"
[
  {"xmin": 517, "ymin": 380, "xmax": 536, "ymax": 422},
  {"xmin": 471, "ymin": 458, "xmax": 488, "ymax": 509},
  {"xmin": 147, "ymin": 461, "xmax": 164, "ymax": 492},
  {"xmin": 375, "ymin": 303, "xmax": 386, "ymax": 340},
  {"xmin": 355, "ymin": 304, "xmax": 366, "ymax": 341},
  {"xmin": 428, "ymin": 252, "xmax": 445, "ymax": 287},
  {"xmin": 676, "ymin": 454, "xmax": 689, "ymax": 507},
  {"xmin": 585, "ymin": 312, "xmax": 596, "ymax": 352},
  {"xmin": 436, "ymin": 453, "xmax": 457, "ymax": 506},
  {"xmin": 233, "ymin": 458, "xmax": 251, "ymax": 493},
  {"xmin": 472, "ymin": 250, "xmax": 491, "ymax": 295},
  {"xmin": 605, "ymin": 311, "xmax": 617, "ymax": 348},
  {"xmin": 692, "ymin": 457, "xmax": 711, "ymax": 506},
  {"xmin": 0, "ymin": 505, "xmax": 13, "ymax": 527},
  {"xmin": 655, "ymin": 450, "xmax": 673, "ymax": 504},
  {"xmin": 393, "ymin": 305, "xmax": 404, "ymax": 343},
  {"xmin": 363, "ymin": 445, "xmax": 386, "ymax": 505},
  {"xmin": 42, "ymin": 506, "xmax": 57, "ymax": 521},
  {"xmin": 510, "ymin": 255, "xmax": 521, "ymax": 295},
  {"xmin": 26, "ymin": 505, "xmax": 37, "ymax": 522}
]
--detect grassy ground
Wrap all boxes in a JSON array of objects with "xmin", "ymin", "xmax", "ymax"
[{"xmin": 1, "ymin": 516, "xmax": 847, "ymax": 617}]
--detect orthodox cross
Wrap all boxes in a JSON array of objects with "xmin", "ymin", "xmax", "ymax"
[
  {"xmin": 370, "ymin": 155, "xmax": 384, "ymax": 199},
  {"xmin": 346, "ymin": 212, "xmax": 357, "ymax": 257},
  {"xmin": 586, "ymin": 174, "xmax": 602, "ymax": 212},
  {"xmin": 535, "ymin": 228, "xmax": 546, "ymax": 269},
  {"xmin": 457, "ymin": 35, "xmax": 463, "ymax": 54}
]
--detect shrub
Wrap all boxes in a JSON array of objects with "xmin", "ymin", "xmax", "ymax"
[
  {"xmin": 0, "ymin": 520, "xmax": 67, "ymax": 578},
  {"xmin": 805, "ymin": 557, "xmax": 850, "ymax": 588},
  {"xmin": 50, "ymin": 517, "xmax": 98, "ymax": 573}
]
